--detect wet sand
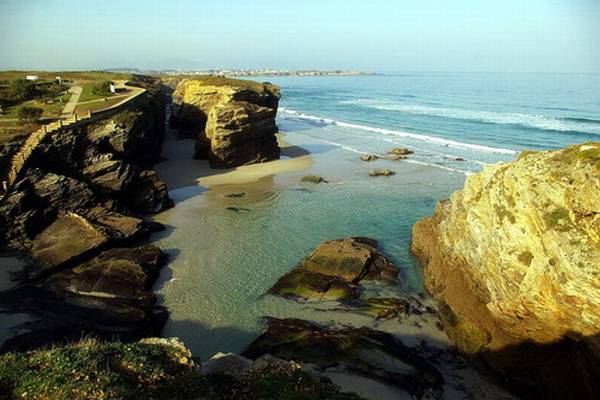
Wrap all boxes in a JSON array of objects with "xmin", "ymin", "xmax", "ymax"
[{"xmin": 155, "ymin": 130, "xmax": 314, "ymax": 191}]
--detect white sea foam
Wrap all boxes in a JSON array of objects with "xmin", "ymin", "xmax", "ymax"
[
  {"xmin": 306, "ymin": 132, "xmax": 471, "ymax": 175},
  {"xmin": 279, "ymin": 107, "xmax": 517, "ymax": 155},
  {"xmin": 340, "ymin": 99, "xmax": 600, "ymax": 135}
]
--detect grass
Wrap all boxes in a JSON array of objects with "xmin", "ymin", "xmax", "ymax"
[
  {"xmin": 0, "ymin": 338, "xmax": 364, "ymax": 400},
  {"xmin": 0, "ymin": 338, "xmax": 208, "ymax": 400},
  {"xmin": 78, "ymin": 83, "xmax": 115, "ymax": 103},
  {"xmin": 174, "ymin": 74, "xmax": 276, "ymax": 92},
  {"xmin": 74, "ymin": 97, "xmax": 124, "ymax": 116}
]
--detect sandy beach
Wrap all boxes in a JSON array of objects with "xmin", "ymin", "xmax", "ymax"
[{"xmin": 155, "ymin": 129, "xmax": 314, "ymax": 191}]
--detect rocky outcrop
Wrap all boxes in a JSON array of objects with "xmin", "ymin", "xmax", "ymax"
[
  {"xmin": 411, "ymin": 142, "xmax": 600, "ymax": 398},
  {"xmin": 1, "ymin": 336, "xmax": 365, "ymax": 400},
  {"xmin": 368, "ymin": 168, "xmax": 395, "ymax": 177},
  {"xmin": 173, "ymin": 77, "xmax": 280, "ymax": 168},
  {"xmin": 0, "ymin": 76, "xmax": 172, "ymax": 351},
  {"xmin": 269, "ymin": 237, "xmax": 399, "ymax": 301},
  {"xmin": 243, "ymin": 318, "xmax": 444, "ymax": 399}
]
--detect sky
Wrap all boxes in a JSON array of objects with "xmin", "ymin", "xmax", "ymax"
[{"xmin": 0, "ymin": 0, "xmax": 598, "ymax": 73}]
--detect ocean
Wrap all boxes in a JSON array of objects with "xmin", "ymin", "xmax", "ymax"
[
  {"xmin": 153, "ymin": 72, "xmax": 600, "ymax": 363},
  {"xmin": 274, "ymin": 72, "xmax": 600, "ymax": 174}
]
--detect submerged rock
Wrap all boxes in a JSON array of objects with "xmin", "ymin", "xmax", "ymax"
[
  {"xmin": 388, "ymin": 147, "xmax": 413, "ymax": 156},
  {"xmin": 269, "ymin": 237, "xmax": 399, "ymax": 301},
  {"xmin": 411, "ymin": 142, "xmax": 600, "ymax": 398},
  {"xmin": 384, "ymin": 154, "xmax": 407, "ymax": 161},
  {"xmin": 368, "ymin": 168, "xmax": 395, "ymax": 177},
  {"xmin": 359, "ymin": 154, "xmax": 379, "ymax": 161},
  {"xmin": 173, "ymin": 77, "xmax": 281, "ymax": 168},
  {"xmin": 242, "ymin": 318, "xmax": 444, "ymax": 399},
  {"xmin": 300, "ymin": 174, "xmax": 326, "ymax": 184}
]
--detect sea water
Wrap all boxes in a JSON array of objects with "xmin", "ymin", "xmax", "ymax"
[{"xmin": 154, "ymin": 73, "xmax": 600, "ymax": 360}]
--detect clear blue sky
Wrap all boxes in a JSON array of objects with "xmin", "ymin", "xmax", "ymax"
[{"xmin": 1, "ymin": 0, "xmax": 598, "ymax": 72}]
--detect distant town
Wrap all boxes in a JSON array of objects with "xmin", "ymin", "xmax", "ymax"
[{"xmin": 104, "ymin": 68, "xmax": 373, "ymax": 77}]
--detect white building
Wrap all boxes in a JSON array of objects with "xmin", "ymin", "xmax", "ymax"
[{"xmin": 25, "ymin": 75, "xmax": 39, "ymax": 81}]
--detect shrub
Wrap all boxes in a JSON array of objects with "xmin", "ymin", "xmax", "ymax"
[
  {"xmin": 91, "ymin": 80, "xmax": 113, "ymax": 96},
  {"xmin": 16, "ymin": 106, "xmax": 43, "ymax": 123},
  {"xmin": 9, "ymin": 79, "xmax": 36, "ymax": 101}
]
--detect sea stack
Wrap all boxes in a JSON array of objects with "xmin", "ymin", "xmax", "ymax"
[
  {"xmin": 411, "ymin": 142, "xmax": 600, "ymax": 398},
  {"xmin": 172, "ymin": 77, "xmax": 281, "ymax": 168}
]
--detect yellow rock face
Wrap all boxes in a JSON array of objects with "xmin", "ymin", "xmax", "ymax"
[
  {"xmin": 173, "ymin": 78, "xmax": 280, "ymax": 167},
  {"xmin": 411, "ymin": 142, "xmax": 600, "ymax": 396}
]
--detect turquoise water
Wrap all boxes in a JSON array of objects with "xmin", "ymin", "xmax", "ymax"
[{"xmin": 155, "ymin": 73, "xmax": 600, "ymax": 360}]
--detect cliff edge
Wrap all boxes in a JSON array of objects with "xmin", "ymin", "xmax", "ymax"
[
  {"xmin": 411, "ymin": 142, "xmax": 600, "ymax": 398},
  {"xmin": 172, "ymin": 76, "xmax": 280, "ymax": 168}
]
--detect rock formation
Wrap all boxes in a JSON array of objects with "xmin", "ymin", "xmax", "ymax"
[
  {"xmin": 368, "ymin": 168, "xmax": 395, "ymax": 177},
  {"xmin": 269, "ymin": 237, "xmax": 399, "ymax": 301},
  {"xmin": 243, "ymin": 318, "xmax": 444, "ymax": 399},
  {"xmin": 172, "ymin": 77, "xmax": 280, "ymax": 168},
  {"xmin": 411, "ymin": 142, "xmax": 600, "ymax": 398},
  {"xmin": 0, "ymin": 75, "xmax": 172, "ymax": 350}
]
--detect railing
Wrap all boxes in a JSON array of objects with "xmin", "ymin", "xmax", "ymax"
[{"xmin": 0, "ymin": 86, "xmax": 146, "ymax": 199}]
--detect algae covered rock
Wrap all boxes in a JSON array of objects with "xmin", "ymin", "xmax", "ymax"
[
  {"xmin": 242, "ymin": 318, "xmax": 444, "ymax": 399},
  {"xmin": 368, "ymin": 168, "xmax": 395, "ymax": 177},
  {"xmin": 300, "ymin": 174, "xmax": 326, "ymax": 183},
  {"xmin": 359, "ymin": 154, "xmax": 379, "ymax": 161},
  {"xmin": 269, "ymin": 237, "xmax": 399, "ymax": 301},
  {"xmin": 411, "ymin": 142, "xmax": 600, "ymax": 398},
  {"xmin": 173, "ymin": 77, "xmax": 280, "ymax": 168}
]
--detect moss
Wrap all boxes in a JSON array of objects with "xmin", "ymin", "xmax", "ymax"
[
  {"xmin": 495, "ymin": 204, "xmax": 516, "ymax": 224},
  {"xmin": 543, "ymin": 207, "xmax": 572, "ymax": 232},
  {"xmin": 550, "ymin": 143, "xmax": 600, "ymax": 171},
  {"xmin": 517, "ymin": 251, "xmax": 534, "ymax": 266}
]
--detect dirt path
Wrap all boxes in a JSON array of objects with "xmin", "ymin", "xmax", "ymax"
[{"xmin": 61, "ymin": 86, "xmax": 82, "ymax": 116}]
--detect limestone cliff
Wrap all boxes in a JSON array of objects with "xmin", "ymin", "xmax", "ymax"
[
  {"xmin": 173, "ymin": 77, "xmax": 280, "ymax": 168},
  {"xmin": 411, "ymin": 142, "xmax": 600, "ymax": 398}
]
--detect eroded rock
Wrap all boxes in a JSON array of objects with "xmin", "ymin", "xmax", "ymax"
[
  {"xmin": 242, "ymin": 318, "xmax": 444, "ymax": 399},
  {"xmin": 173, "ymin": 77, "xmax": 280, "ymax": 168},
  {"xmin": 269, "ymin": 237, "xmax": 399, "ymax": 301},
  {"xmin": 411, "ymin": 142, "xmax": 600, "ymax": 398}
]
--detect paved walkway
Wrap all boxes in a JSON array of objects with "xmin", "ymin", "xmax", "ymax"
[{"xmin": 61, "ymin": 86, "xmax": 82, "ymax": 117}]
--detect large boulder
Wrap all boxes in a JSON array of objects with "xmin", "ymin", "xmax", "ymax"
[
  {"xmin": 269, "ymin": 237, "xmax": 399, "ymax": 301},
  {"xmin": 411, "ymin": 142, "xmax": 600, "ymax": 398},
  {"xmin": 173, "ymin": 77, "xmax": 280, "ymax": 168}
]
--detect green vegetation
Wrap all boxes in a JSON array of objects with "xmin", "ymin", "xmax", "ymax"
[
  {"xmin": 74, "ymin": 97, "xmax": 123, "ymax": 116},
  {"xmin": 8, "ymin": 79, "xmax": 36, "ymax": 102},
  {"xmin": 91, "ymin": 80, "xmax": 113, "ymax": 97},
  {"xmin": 206, "ymin": 368, "xmax": 364, "ymax": 400},
  {"xmin": 16, "ymin": 106, "xmax": 43, "ymax": 123},
  {"xmin": 0, "ymin": 338, "xmax": 207, "ymax": 400},
  {"xmin": 175, "ymin": 75, "xmax": 274, "ymax": 92},
  {"xmin": 0, "ymin": 339, "xmax": 363, "ymax": 400}
]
